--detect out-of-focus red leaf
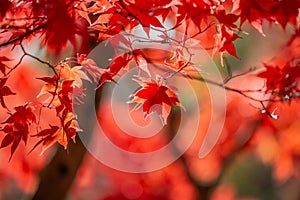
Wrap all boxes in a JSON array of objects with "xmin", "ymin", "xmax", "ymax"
[
  {"xmin": 0, "ymin": 77, "xmax": 16, "ymax": 109},
  {"xmin": 41, "ymin": 0, "xmax": 88, "ymax": 53},
  {"xmin": 30, "ymin": 125, "xmax": 59, "ymax": 153},
  {"xmin": 236, "ymin": 0, "xmax": 299, "ymax": 35},
  {"xmin": 210, "ymin": 184, "xmax": 237, "ymax": 200},
  {"xmin": 0, "ymin": 103, "xmax": 35, "ymax": 159},
  {"xmin": 36, "ymin": 76, "xmax": 58, "ymax": 85},
  {"xmin": 33, "ymin": 125, "xmax": 59, "ymax": 138},
  {"xmin": 0, "ymin": 0, "xmax": 11, "ymax": 20},
  {"xmin": 0, "ymin": 131, "xmax": 14, "ymax": 148},
  {"xmin": 0, "ymin": 56, "xmax": 11, "ymax": 75},
  {"xmin": 0, "ymin": 123, "xmax": 30, "ymax": 161},
  {"xmin": 257, "ymin": 63, "xmax": 300, "ymax": 100},
  {"xmin": 0, "ymin": 104, "xmax": 35, "ymax": 159},
  {"xmin": 9, "ymin": 134, "xmax": 21, "ymax": 161},
  {"xmin": 3, "ymin": 104, "xmax": 36, "ymax": 125}
]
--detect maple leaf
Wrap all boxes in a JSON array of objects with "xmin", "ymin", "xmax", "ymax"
[
  {"xmin": 57, "ymin": 80, "xmax": 75, "ymax": 113},
  {"xmin": 214, "ymin": 10, "xmax": 239, "ymax": 30},
  {"xmin": 0, "ymin": 56, "xmax": 11, "ymax": 75},
  {"xmin": 3, "ymin": 104, "xmax": 36, "ymax": 125},
  {"xmin": 98, "ymin": 53, "xmax": 133, "ymax": 87},
  {"xmin": 41, "ymin": 0, "xmax": 88, "ymax": 53},
  {"xmin": 0, "ymin": 125, "xmax": 22, "ymax": 160},
  {"xmin": 77, "ymin": 54, "xmax": 102, "ymax": 82},
  {"xmin": 43, "ymin": 1, "xmax": 76, "ymax": 51},
  {"xmin": 0, "ymin": 77, "xmax": 16, "ymax": 109},
  {"xmin": 37, "ymin": 72, "xmax": 84, "ymax": 115},
  {"xmin": 129, "ymin": 79, "xmax": 181, "ymax": 125},
  {"xmin": 119, "ymin": 0, "xmax": 166, "ymax": 28},
  {"xmin": 272, "ymin": 0, "xmax": 300, "ymax": 29},
  {"xmin": 90, "ymin": 3, "xmax": 138, "ymax": 39},
  {"xmin": 36, "ymin": 75, "xmax": 60, "ymax": 106},
  {"xmin": 175, "ymin": 0, "xmax": 211, "ymax": 30},
  {"xmin": 58, "ymin": 63, "xmax": 91, "ymax": 87},
  {"xmin": 30, "ymin": 125, "xmax": 60, "ymax": 153},
  {"xmin": 164, "ymin": 50, "xmax": 202, "ymax": 78},
  {"xmin": 32, "ymin": 112, "xmax": 81, "ymax": 155},
  {"xmin": 213, "ymin": 26, "xmax": 241, "ymax": 65},
  {"xmin": 131, "ymin": 49, "xmax": 151, "ymax": 76},
  {"xmin": 235, "ymin": 0, "xmax": 299, "ymax": 35},
  {"xmin": 1, "ymin": 30, "xmax": 27, "ymax": 47},
  {"xmin": 0, "ymin": 0, "xmax": 11, "ymax": 20},
  {"xmin": 36, "ymin": 75, "xmax": 58, "ymax": 86},
  {"xmin": 233, "ymin": 0, "xmax": 273, "ymax": 35},
  {"xmin": 36, "ymin": 76, "xmax": 59, "ymax": 103},
  {"xmin": 257, "ymin": 63, "xmax": 300, "ymax": 100},
  {"xmin": 1, "ymin": 104, "xmax": 36, "ymax": 160},
  {"xmin": 76, "ymin": 1, "xmax": 91, "ymax": 25}
]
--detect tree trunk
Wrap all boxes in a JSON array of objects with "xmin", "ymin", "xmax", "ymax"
[{"xmin": 31, "ymin": 138, "xmax": 86, "ymax": 200}]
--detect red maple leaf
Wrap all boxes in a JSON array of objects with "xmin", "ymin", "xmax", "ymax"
[
  {"xmin": 1, "ymin": 104, "xmax": 36, "ymax": 160},
  {"xmin": 219, "ymin": 26, "xmax": 241, "ymax": 59},
  {"xmin": 0, "ymin": 77, "xmax": 16, "ymax": 109},
  {"xmin": 271, "ymin": 0, "xmax": 300, "ymax": 29},
  {"xmin": 57, "ymin": 80, "xmax": 74, "ymax": 113},
  {"xmin": 3, "ymin": 104, "xmax": 36, "ymax": 126},
  {"xmin": 98, "ymin": 53, "xmax": 133, "ymax": 87},
  {"xmin": 175, "ymin": 0, "xmax": 211, "ymax": 30},
  {"xmin": 36, "ymin": 74, "xmax": 59, "ymax": 86},
  {"xmin": 119, "ymin": 0, "xmax": 167, "ymax": 28},
  {"xmin": 31, "ymin": 112, "xmax": 81, "ymax": 154},
  {"xmin": 37, "ymin": 75, "xmax": 75, "ymax": 113},
  {"xmin": 214, "ymin": 10, "xmax": 239, "ymax": 30},
  {"xmin": 0, "ymin": 56, "xmax": 11, "ymax": 75},
  {"xmin": 30, "ymin": 125, "xmax": 59, "ymax": 153},
  {"xmin": 235, "ymin": 0, "xmax": 299, "ymax": 35},
  {"xmin": 77, "ymin": 54, "xmax": 102, "ymax": 82},
  {"xmin": 40, "ymin": 0, "xmax": 88, "ymax": 53},
  {"xmin": 257, "ymin": 63, "xmax": 300, "ymax": 100},
  {"xmin": 91, "ymin": 3, "xmax": 139, "ymax": 40},
  {"xmin": 129, "ymin": 79, "xmax": 181, "ymax": 124},
  {"xmin": 0, "ymin": 124, "xmax": 22, "ymax": 160},
  {"xmin": 213, "ymin": 26, "xmax": 241, "ymax": 65}
]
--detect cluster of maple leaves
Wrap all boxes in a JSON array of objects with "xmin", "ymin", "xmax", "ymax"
[
  {"xmin": 0, "ymin": 0, "xmax": 299, "ymax": 159},
  {"xmin": 257, "ymin": 31, "xmax": 300, "ymax": 102}
]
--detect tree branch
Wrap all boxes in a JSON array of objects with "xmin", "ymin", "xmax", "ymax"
[{"xmin": 0, "ymin": 24, "xmax": 45, "ymax": 48}]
